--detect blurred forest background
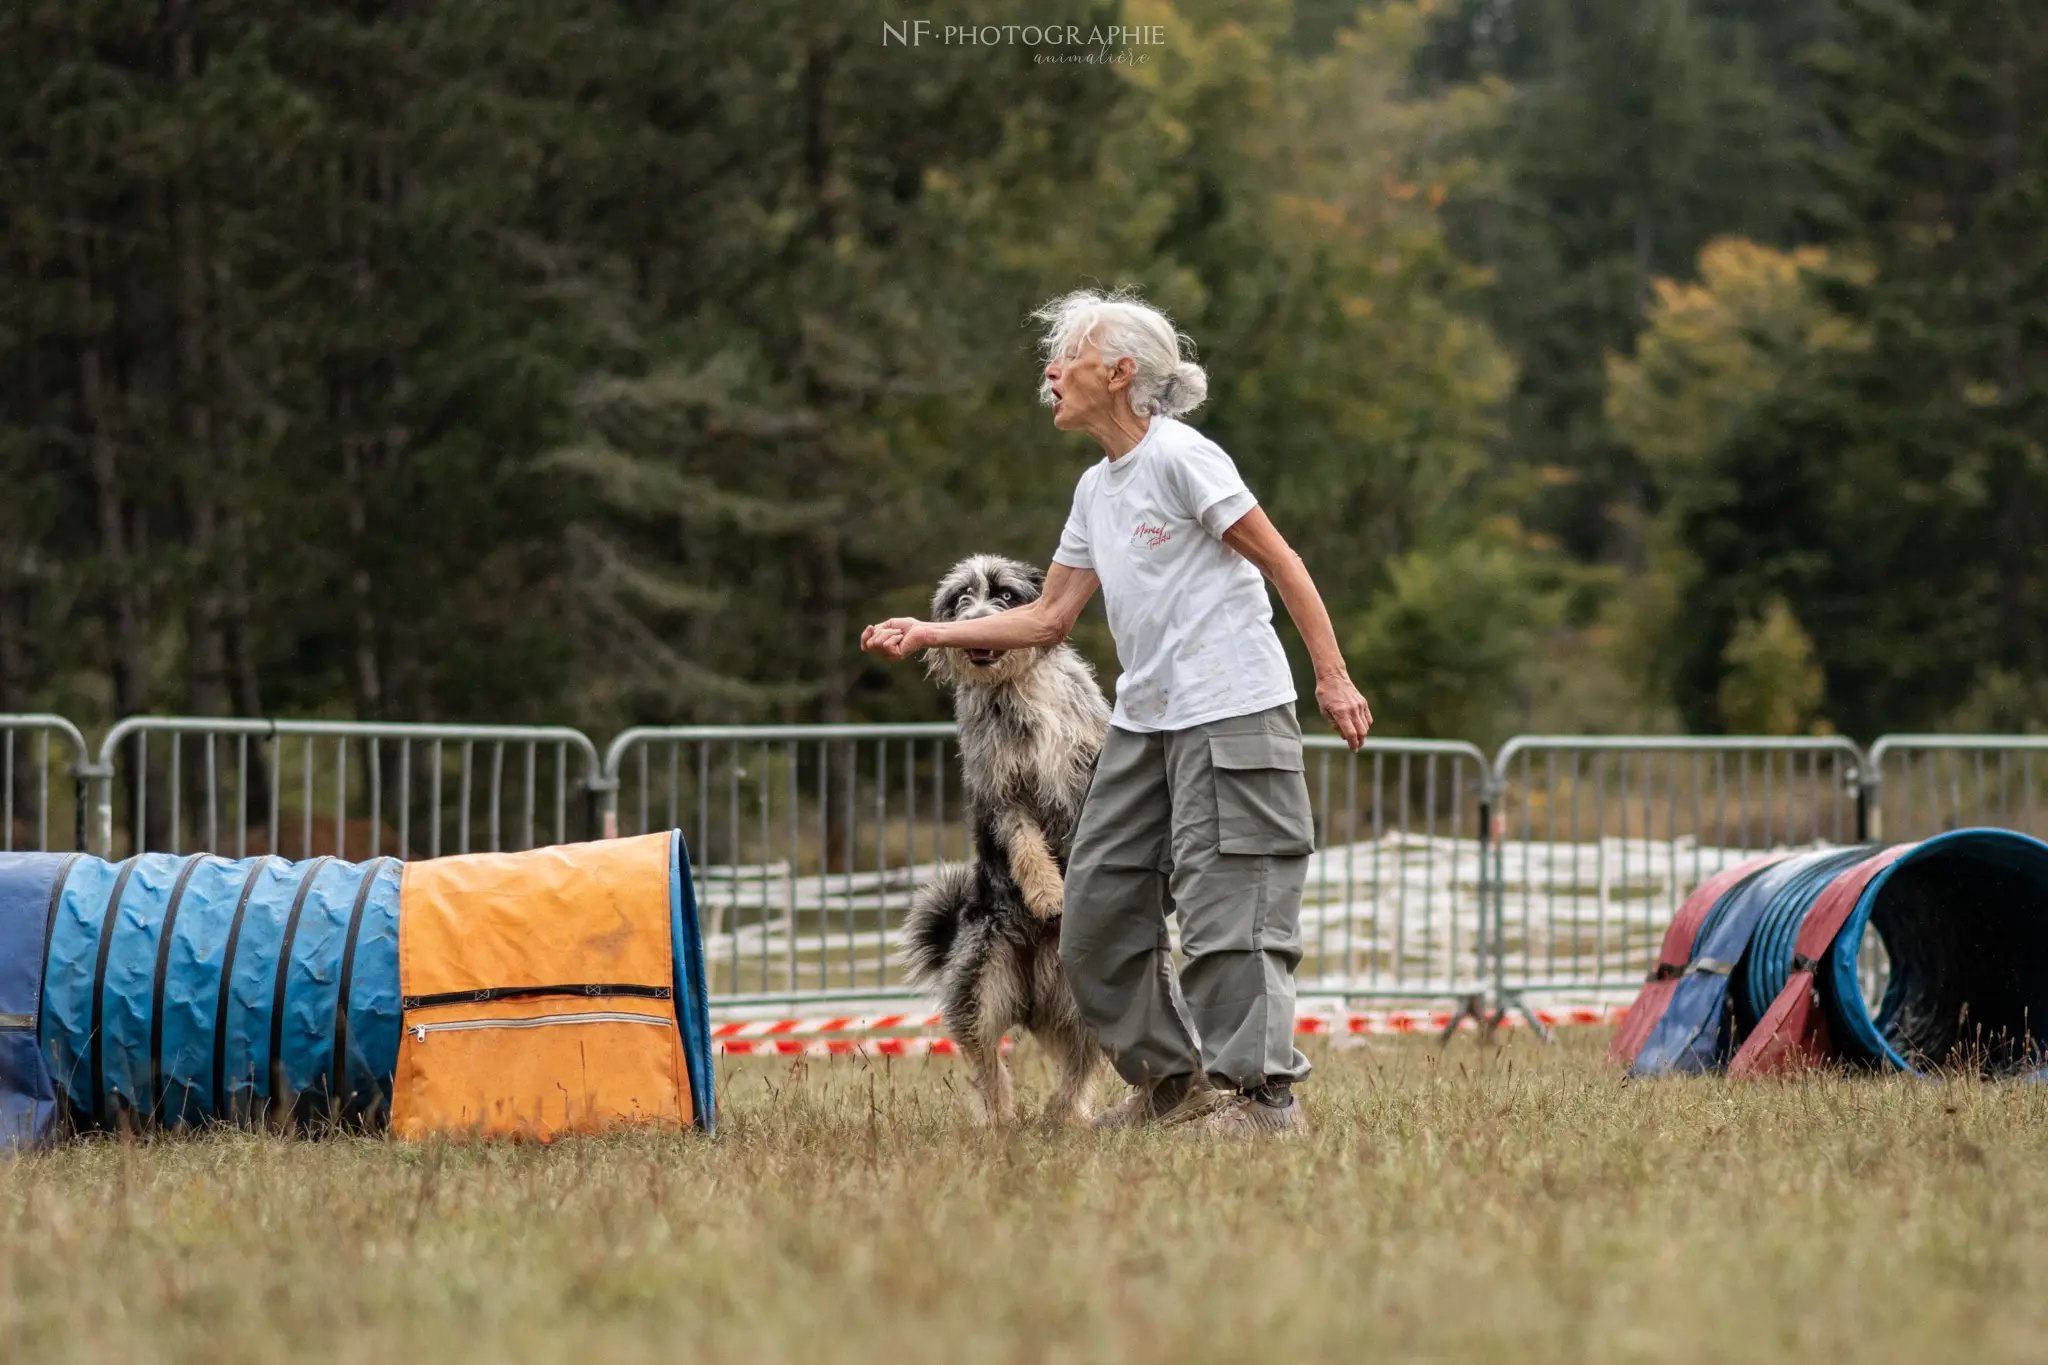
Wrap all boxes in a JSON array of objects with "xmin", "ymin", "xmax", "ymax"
[{"xmin": 1, "ymin": 0, "xmax": 2041, "ymax": 745}]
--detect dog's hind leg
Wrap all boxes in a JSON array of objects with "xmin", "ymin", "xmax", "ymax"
[
  {"xmin": 1040, "ymin": 1017, "xmax": 1101, "ymax": 1126},
  {"xmin": 1032, "ymin": 941, "xmax": 1102, "ymax": 1126},
  {"xmin": 957, "ymin": 1015, "xmax": 1017, "ymax": 1129},
  {"xmin": 960, "ymin": 1029, "xmax": 1015, "ymax": 1128},
  {"xmin": 955, "ymin": 951, "xmax": 1026, "ymax": 1127}
]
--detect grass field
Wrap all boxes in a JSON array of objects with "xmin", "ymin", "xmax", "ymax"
[{"xmin": 5, "ymin": 1032, "xmax": 2048, "ymax": 1364}]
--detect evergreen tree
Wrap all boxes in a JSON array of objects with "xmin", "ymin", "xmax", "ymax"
[
  {"xmin": 1445, "ymin": 0, "xmax": 1805, "ymax": 565},
  {"xmin": 1605, "ymin": 237, "xmax": 1862, "ymax": 727},
  {"xmin": 1670, "ymin": 0, "xmax": 2048, "ymax": 734}
]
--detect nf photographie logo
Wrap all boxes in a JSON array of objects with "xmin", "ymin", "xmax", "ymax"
[{"xmin": 881, "ymin": 20, "xmax": 1166, "ymax": 65}]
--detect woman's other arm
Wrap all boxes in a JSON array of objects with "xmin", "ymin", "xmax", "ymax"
[{"xmin": 1220, "ymin": 507, "xmax": 1373, "ymax": 750}]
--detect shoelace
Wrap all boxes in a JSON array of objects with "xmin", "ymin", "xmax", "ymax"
[{"xmin": 1247, "ymin": 1081, "xmax": 1293, "ymax": 1109}]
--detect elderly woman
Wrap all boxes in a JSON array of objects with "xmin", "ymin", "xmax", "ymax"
[{"xmin": 861, "ymin": 289, "xmax": 1371, "ymax": 1136}]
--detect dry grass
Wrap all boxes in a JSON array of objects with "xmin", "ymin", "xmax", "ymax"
[{"xmin": 4, "ymin": 1032, "xmax": 2048, "ymax": 1363}]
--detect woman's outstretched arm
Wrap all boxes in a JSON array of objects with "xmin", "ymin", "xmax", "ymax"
[{"xmin": 860, "ymin": 563, "xmax": 1101, "ymax": 659}]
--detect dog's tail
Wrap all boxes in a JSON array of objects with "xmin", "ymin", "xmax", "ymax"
[{"xmin": 902, "ymin": 862, "xmax": 976, "ymax": 987}]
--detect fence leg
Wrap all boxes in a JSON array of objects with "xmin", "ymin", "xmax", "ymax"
[
  {"xmin": 75, "ymin": 760, "xmax": 114, "ymax": 857},
  {"xmin": 1438, "ymin": 991, "xmax": 1490, "ymax": 1046},
  {"xmin": 585, "ymin": 775, "xmax": 619, "ymax": 842},
  {"xmin": 1487, "ymin": 780, "xmax": 1509, "ymax": 1026},
  {"xmin": 1499, "ymin": 988, "xmax": 1557, "ymax": 1045},
  {"xmin": 1447, "ymin": 790, "xmax": 1499, "ymax": 1049},
  {"xmin": 1479, "ymin": 775, "xmax": 1556, "ymax": 1046}
]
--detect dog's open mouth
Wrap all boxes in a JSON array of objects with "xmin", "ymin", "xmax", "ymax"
[{"xmin": 964, "ymin": 649, "xmax": 1003, "ymax": 667}]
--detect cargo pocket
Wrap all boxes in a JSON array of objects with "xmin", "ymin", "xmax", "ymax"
[{"xmin": 1209, "ymin": 732, "xmax": 1315, "ymax": 856}]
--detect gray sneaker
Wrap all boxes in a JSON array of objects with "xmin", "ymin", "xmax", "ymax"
[
  {"xmin": 1092, "ymin": 1074, "xmax": 1229, "ymax": 1131},
  {"xmin": 1201, "ymin": 1081, "xmax": 1310, "ymax": 1138}
]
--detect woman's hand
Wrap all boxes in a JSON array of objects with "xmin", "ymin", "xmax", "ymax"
[
  {"xmin": 1316, "ymin": 672, "xmax": 1373, "ymax": 751},
  {"xmin": 860, "ymin": 618, "xmax": 932, "ymax": 661}
]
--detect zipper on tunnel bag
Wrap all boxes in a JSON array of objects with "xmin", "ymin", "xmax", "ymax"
[
  {"xmin": 408, "ymin": 1010, "xmax": 671, "ymax": 1042},
  {"xmin": 401, "ymin": 982, "xmax": 671, "ymax": 1011}
]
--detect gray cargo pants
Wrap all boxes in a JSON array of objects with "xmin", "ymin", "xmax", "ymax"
[{"xmin": 1059, "ymin": 701, "xmax": 1313, "ymax": 1090}]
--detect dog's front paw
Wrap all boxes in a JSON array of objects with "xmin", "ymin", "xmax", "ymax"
[{"xmin": 1023, "ymin": 878, "xmax": 1065, "ymax": 920}]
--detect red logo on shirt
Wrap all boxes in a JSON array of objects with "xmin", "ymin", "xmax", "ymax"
[{"xmin": 1132, "ymin": 520, "xmax": 1172, "ymax": 549}]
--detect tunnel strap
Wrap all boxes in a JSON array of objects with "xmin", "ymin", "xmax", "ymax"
[
  {"xmin": 87, "ymin": 857, "xmax": 141, "ymax": 1128},
  {"xmin": 1689, "ymin": 957, "xmax": 1736, "ymax": 977},
  {"xmin": 266, "ymin": 857, "xmax": 335, "ymax": 1120},
  {"xmin": 211, "ymin": 858, "xmax": 278, "ymax": 1121},
  {"xmin": 146, "ymin": 855, "xmax": 207, "ymax": 1121},
  {"xmin": 35, "ymin": 853, "xmax": 82, "ymax": 1024},
  {"xmin": 329, "ymin": 858, "xmax": 397, "ymax": 1119}
]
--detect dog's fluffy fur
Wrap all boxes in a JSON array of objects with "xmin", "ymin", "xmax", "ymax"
[{"xmin": 902, "ymin": 555, "xmax": 1111, "ymax": 1125}]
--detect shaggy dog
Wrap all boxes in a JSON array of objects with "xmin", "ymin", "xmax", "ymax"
[{"xmin": 902, "ymin": 555, "xmax": 1111, "ymax": 1125}]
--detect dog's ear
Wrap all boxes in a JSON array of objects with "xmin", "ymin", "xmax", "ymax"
[{"xmin": 1025, "ymin": 563, "xmax": 1046, "ymax": 595}]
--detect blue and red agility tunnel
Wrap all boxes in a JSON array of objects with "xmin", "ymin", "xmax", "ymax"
[
  {"xmin": 1617, "ymin": 829, "xmax": 2048, "ymax": 1078},
  {"xmin": 0, "ymin": 833, "xmax": 713, "ymax": 1150},
  {"xmin": 1631, "ymin": 846, "xmax": 1874, "ymax": 1075}
]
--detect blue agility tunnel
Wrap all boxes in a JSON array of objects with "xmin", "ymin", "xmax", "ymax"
[
  {"xmin": 1618, "ymin": 828, "xmax": 2048, "ymax": 1078},
  {"xmin": 0, "ymin": 836, "xmax": 714, "ymax": 1150},
  {"xmin": 42, "ymin": 853, "xmax": 404, "ymax": 1133}
]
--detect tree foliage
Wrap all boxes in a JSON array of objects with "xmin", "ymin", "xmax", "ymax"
[
  {"xmin": 1606, "ymin": 0, "xmax": 2048, "ymax": 736},
  {"xmin": 0, "ymin": 0, "xmax": 1523, "ymax": 734},
  {"xmin": 1, "ymin": 0, "xmax": 2040, "ymax": 740}
]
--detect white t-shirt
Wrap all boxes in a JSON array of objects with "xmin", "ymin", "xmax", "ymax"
[{"xmin": 1052, "ymin": 417, "xmax": 1296, "ymax": 732}]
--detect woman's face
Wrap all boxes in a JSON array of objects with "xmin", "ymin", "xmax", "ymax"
[{"xmin": 1043, "ymin": 340, "xmax": 1126, "ymax": 431}]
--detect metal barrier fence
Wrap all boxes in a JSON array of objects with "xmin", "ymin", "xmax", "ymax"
[
  {"xmin": 1867, "ymin": 735, "xmax": 2048, "ymax": 843},
  {"xmin": 600, "ymin": 725, "xmax": 1493, "ymax": 1007},
  {"xmin": 0, "ymin": 715, "xmax": 92, "ymax": 852},
  {"xmin": 1488, "ymin": 736, "xmax": 1870, "ymax": 1010},
  {"xmin": 17, "ymin": 710, "xmax": 2048, "ymax": 1013},
  {"xmin": 601, "ymin": 723, "xmax": 957, "ymax": 1004},
  {"xmin": 1294, "ymin": 738, "xmax": 1494, "ymax": 1006},
  {"xmin": 92, "ymin": 718, "xmax": 607, "ymax": 861}
]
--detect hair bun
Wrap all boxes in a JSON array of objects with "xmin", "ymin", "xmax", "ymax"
[{"xmin": 1155, "ymin": 360, "xmax": 1209, "ymax": 417}]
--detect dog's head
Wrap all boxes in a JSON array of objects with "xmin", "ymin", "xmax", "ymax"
[{"xmin": 925, "ymin": 554, "xmax": 1048, "ymax": 689}]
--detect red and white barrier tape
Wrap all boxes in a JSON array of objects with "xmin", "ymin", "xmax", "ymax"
[
  {"xmin": 714, "ymin": 1014, "xmax": 946, "ymax": 1040},
  {"xmin": 712, "ymin": 1005, "xmax": 1625, "ymax": 1057}
]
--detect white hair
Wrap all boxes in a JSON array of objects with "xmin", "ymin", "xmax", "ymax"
[{"xmin": 1032, "ymin": 288, "xmax": 1209, "ymax": 418}]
